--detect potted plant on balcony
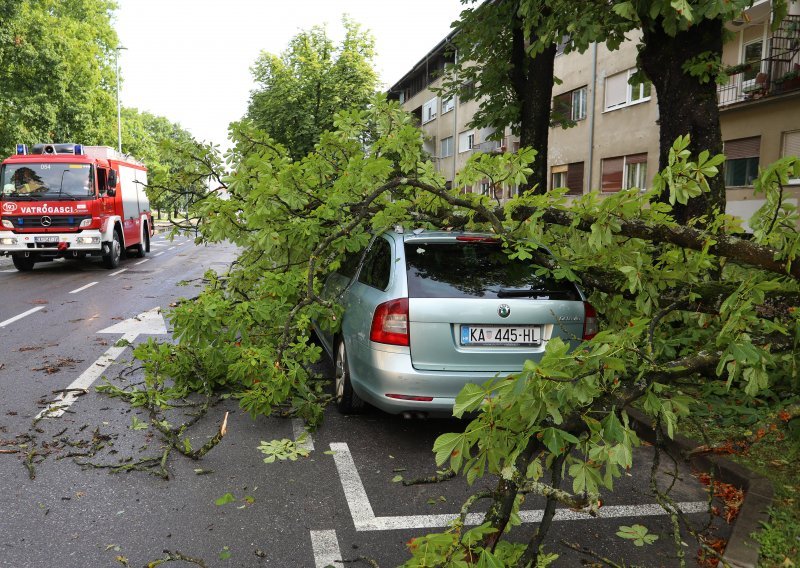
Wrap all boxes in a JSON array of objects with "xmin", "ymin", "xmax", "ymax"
[{"xmin": 774, "ymin": 66, "xmax": 800, "ymax": 93}]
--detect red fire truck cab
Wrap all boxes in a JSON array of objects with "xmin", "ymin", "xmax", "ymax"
[{"xmin": 0, "ymin": 143, "xmax": 153, "ymax": 271}]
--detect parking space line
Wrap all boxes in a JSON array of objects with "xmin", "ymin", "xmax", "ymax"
[
  {"xmin": 154, "ymin": 251, "xmax": 165, "ymax": 257},
  {"xmin": 0, "ymin": 306, "xmax": 44, "ymax": 328},
  {"xmin": 135, "ymin": 259, "xmax": 150, "ymax": 266},
  {"xmin": 109, "ymin": 269, "xmax": 128, "ymax": 277},
  {"xmin": 310, "ymin": 530, "xmax": 342, "ymax": 568},
  {"xmin": 69, "ymin": 282, "xmax": 98, "ymax": 294},
  {"xmin": 329, "ymin": 442, "xmax": 708, "ymax": 531},
  {"xmin": 0, "ymin": 269, "xmax": 17, "ymax": 273}
]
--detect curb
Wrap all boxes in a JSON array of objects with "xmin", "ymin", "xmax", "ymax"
[{"xmin": 626, "ymin": 407, "xmax": 774, "ymax": 568}]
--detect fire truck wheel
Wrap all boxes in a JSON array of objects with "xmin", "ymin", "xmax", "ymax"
[
  {"xmin": 12, "ymin": 255, "xmax": 35, "ymax": 271},
  {"xmin": 103, "ymin": 231, "xmax": 121, "ymax": 269}
]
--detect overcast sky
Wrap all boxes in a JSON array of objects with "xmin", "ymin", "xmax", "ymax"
[{"xmin": 114, "ymin": 1, "xmax": 465, "ymax": 149}]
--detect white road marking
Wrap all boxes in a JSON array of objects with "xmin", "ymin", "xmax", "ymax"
[
  {"xmin": 135, "ymin": 259, "xmax": 150, "ymax": 266},
  {"xmin": 38, "ymin": 308, "xmax": 168, "ymax": 420},
  {"xmin": 69, "ymin": 282, "xmax": 98, "ymax": 294},
  {"xmin": 177, "ymin": 241, "xmax": 187, "ymax": 246},
  {"xmin": 167, "ymin": 246, "xmax": 177, "ymax": 251},
  {"xmin": 0, "ymin": 306, "xmax": 44, "ymax": 328},
  {"xmin": 109, "ymin": 269, "xmax": 128, "ymax": 276},
  {"xmin": 292, "ymin": 419, "xmax": 315, "ymax": 452},
  {"xmin": 0, "ymin": 269, "xmax": 17, "ymax": 273},
  {"xmin": 98, "ymin": 307, "xmax": 167, "ymax": 336},
  {"xmin": 154, "ymin": 251, "xmax": 165, "ymax": 257},
  {"xmin": 36, "ymin": 334, "xmax": 134, "ymax": 419},
  {"xmin": 329, "ymin": 442, "xmax": 708, "ymax": 531},
  {"xmin": 310, "ymin": 530, "xmax": 342, "ymax": 568}
]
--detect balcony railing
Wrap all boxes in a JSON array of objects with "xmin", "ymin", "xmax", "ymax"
[{"xmin": 718, "ymin": 15, "xmax": 800, "ymax": 106}]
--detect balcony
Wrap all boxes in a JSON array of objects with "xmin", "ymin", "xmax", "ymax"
[{"xmin": 718, "ymin": 15, "xmax": 800, "ymax": 106}]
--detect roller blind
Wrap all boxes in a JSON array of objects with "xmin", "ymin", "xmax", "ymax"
[
  {"xmin": 783, "ymin": 131, "xmax": 800, "ymax": 158},
  {"xmin": 724, "ymin": 136, "xmax": 761, "ymax": 159},
  {"xmin": 605, "ymin": 72, "xmax": 628, "ymax": 110},
  {"xmin": 602, "ymin": 157, "xmax": 624, "ymax": 192},
  {"xmin": 567, "ymin": 162, "xmax": 584, "ymax": 195}
]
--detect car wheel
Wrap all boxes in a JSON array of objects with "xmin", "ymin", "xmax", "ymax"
[
  {"xmin": 103, "ymin": 230, "xmax": 121, "ymax": 269},
  {"xmin": 335, "ymin": 339, "xmax": 364, "ymax": 414},
  {"xmin": 12, "ymin": 255, "xmax": 35, "ymax": 271}
]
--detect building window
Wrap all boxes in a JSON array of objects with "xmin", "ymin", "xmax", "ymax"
[
  {"xmin": 604, "ymin": 69, "xmax": 652, "ymax": 111},
  {"xmin": 551, "ymin": 162, "xmax": 584, "ymax": 195},
  {"xmin": 442, "ymin": 96, "xmax": 454, "ymax": 114},
  {"xmin": 480, "ymin": 181, "xmax": 491, "ymax": 195},
  {"xmin": 422, "ymin": 97, "xmax": 437, "ymax": 124},
  {"xmin": 602, "ymin": 154, "xmax": 647, "ymax": 192},
  {"xmin": 441, "ymin": 136, "xmax": 454, "ymax": 158},
  {"xmin": 724, "ymin": 136, "xmax": 760, "ymax": 187},
  {"xmin": 459, "ymin": 130, "xmax": 475, "ymax": 153},
  {"xmin": 624, "ymin": 154, "xmax": 648, "ymax": 189},
  {"xmin": 783, "ymin": 130, "xmax": 800, "ymax": 184},
  {"xmin": 553, "ymin": 86, "xmax": 587, "ymax": 124},
  {"xmin": 742, "ymin": 40, "xmax": 764, "ymax": 83}
]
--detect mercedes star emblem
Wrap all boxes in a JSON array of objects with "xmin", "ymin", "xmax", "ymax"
[{"xmin": 40, "ymin": 216, "xmax": 52, "ymax": 227}]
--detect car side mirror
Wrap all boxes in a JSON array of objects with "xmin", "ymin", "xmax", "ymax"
[{"xmin": 107, "ymin": 169, "xmax": 118, "ymax": 189}]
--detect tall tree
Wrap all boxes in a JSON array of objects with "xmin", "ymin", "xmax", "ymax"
[
  {"xmin": 0, "ymin": 0, "xmax": 119, "ymax": 155},
  {"xmin": 607, "ymin": 0, "xmax": 779, "ymax": 223},
  {"xmin": 246, "ymin": 17, "xmax": 379, "ymax": 160},
  {"xmin": 443, "ymin": 0, "xmax": 556, "ymax": 194}
]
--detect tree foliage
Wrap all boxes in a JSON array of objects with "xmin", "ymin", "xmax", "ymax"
[
  {"xmin": 129, "ymin": 97, "xmax": 799, "ymax": 565},
  {"xmin": 246, "ymin": 17, "xmax": 379, "ymax": 161},
  {"xmin": 119, "ymin": 107, "xmax": 212, "ymax": 219},
  {"xmin": 0, "ymin": 0, "xmax": 119, "ymax": 154}
]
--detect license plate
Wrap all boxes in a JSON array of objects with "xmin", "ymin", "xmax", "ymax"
[
  {"xmin": 460, "ymin": 325, "xmax": 541, "ymax": 346},
  {"xmin": 34, "ymin": 236, "xmax": 59, "ymax": 243}
]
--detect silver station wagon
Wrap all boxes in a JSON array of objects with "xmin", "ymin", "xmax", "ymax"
[{"xmin": 315, "ymin": 230, "xmax": 597, "ymax": 416}]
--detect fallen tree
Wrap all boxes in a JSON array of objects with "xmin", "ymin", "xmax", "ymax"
[{"xmin": 132, "ymin": 99, "xmax": 799, "ymax": 566}]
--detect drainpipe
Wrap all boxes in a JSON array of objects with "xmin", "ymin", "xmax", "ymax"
[
  {"xmin": 586, "ymin": 42, "xmax": 598, "ymax": 193},
  {"xmin": 452, "ymin": 47, "xmax": 459, "ymax": 187}
]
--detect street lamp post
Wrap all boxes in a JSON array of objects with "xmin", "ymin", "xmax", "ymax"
[{"xmin": 115, "ymin": 46, "xmax": 127, "ymax": 153}]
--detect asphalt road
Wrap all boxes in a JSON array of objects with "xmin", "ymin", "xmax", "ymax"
[{"xmin": 0, "ymin": 236, "xmax": 731, "ymax": 567}]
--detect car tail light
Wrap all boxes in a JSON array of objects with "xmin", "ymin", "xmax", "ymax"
[
  {"xmin": 370, "ymin": 298, "xmax": 409, "ymax": 346},
  {"xmin": 583, "ymin": 301, "xmax": 598, "ymax": 340}
]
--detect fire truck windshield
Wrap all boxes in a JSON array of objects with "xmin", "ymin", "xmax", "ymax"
[{"xmin": 1, "ymin": 163, "xmax": 94, "ymax": 201}]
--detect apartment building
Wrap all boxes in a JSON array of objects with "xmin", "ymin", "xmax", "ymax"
[{"xmin": 388, "ymin": 1, "xmax": 800, "ymax": 218}]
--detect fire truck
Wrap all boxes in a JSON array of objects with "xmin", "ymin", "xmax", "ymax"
[{"xmin": 0, "ymin": 143, "xmax": 153, "ymax": 271}]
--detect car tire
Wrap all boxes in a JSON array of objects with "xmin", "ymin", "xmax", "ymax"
[
  {"xmin": 103, "ymin": 230, "xmax": 121, "ymax": 269},
  {"xmin": 12, "ymin": 255, "xmax": 35, "ymax": 271},
  {"xmin": 334, "ymin": 339, "xmax": 364, "ymax": 414}
]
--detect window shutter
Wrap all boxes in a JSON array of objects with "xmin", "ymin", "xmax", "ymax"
[
  {"xmin": 625, "ymin": 153, "xmax": 647, "ymax": 164},
  {"xmin": 604, "ymin": 72, "xmax": 628, "ymax": 110},
  {"xmin": 602, "ymin": 157, "xmax": 624, "ymax": 192},
  {"xmin": 783, "ymin": 131, "xmax": 800, "ymax": 158},
  {"xmin": 566, "ymin": 162, "xmax": 584, "ymax": 194},
  {"xmin": 724, "ymin": 136, "xmax": 761, "ymax": 159}
]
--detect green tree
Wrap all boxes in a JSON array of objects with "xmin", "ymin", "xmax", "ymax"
[
  {"xmin": 119, "ymin": 107, "xmax": 211, "ymax": 221},
  {"xmin": 116, "ymin": 99, "xmax": 798, "ymax": 565},
  {"xmin": 246, "ymin": 17, "xmax": 379, "ymax": 160},
  {"xmin": 0, "ymin": 0, "xmax": 119, "ymax": 155}
]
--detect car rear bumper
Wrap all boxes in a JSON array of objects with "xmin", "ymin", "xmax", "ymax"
[{"xmin": 347, "ymin": 339, "xmax": 516, "ymax": 415}]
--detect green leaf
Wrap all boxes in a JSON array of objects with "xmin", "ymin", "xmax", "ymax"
[
  {"xmin": 215, "ymin": 493, "xmax": 235, "ymax": 506},
  {"xmin": 453, "ymin": 383, "xmax": 487, "ymax": 417},
  {"xmin": 130, "ymin": 416, "xmax": 148, "ymax": 431}
]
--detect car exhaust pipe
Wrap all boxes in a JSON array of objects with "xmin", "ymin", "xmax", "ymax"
[{"xmin": 401, "ymin": 411, "xmax": 428, "ymax": 420}]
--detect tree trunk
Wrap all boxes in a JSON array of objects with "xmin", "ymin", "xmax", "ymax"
[
  {"xmin": 510, "ymin": 8, "xmax": 555, "ymax": 195},
  {"xmin": 638, "ymin": 17, "xmax": 726, "ymax": 223}
]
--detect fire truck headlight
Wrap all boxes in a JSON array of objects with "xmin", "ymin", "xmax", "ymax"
[
  {"xmin": 0, "ymin": 237, "xmax": 18, "ymax": 245},
  {"xmin": 77, "ymin": 237, "xmax": 100, "ymax": 244},
  {"xmin": 1, "ymin": 220, "xmax": 13, "ymax": 229},
  {"xmin": 79, "ymin": 218, "xmax": 92, "ymax": 228}
]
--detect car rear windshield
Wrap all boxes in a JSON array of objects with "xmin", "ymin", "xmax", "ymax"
[{"xmin": 405, "ymin": 241, "xmax": 580, "ymax": 300}]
